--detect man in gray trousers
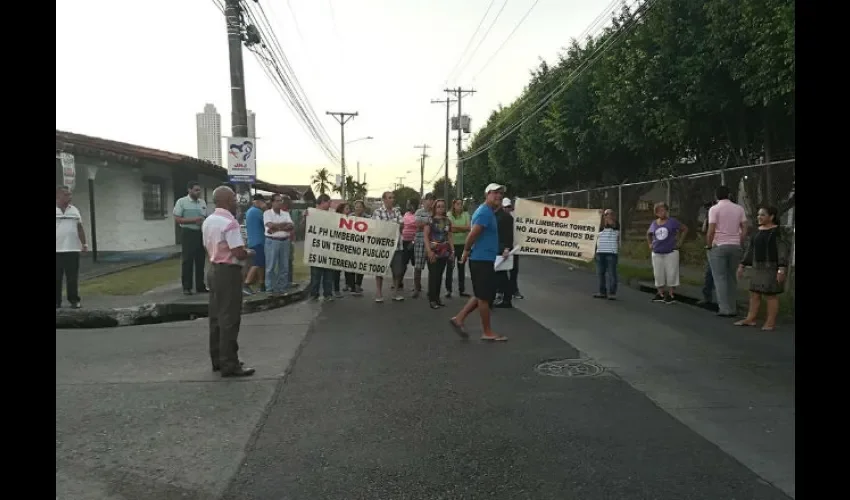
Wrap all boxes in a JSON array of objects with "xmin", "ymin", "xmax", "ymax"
[
  {"xmin": 203, "ymin": 186, "xmax": 256, "ymax": 377},
  {"xmin": 706, "ymin": 185, "xmax": 748, "ymax": 317}
]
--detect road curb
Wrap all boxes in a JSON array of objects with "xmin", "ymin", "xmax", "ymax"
[{"xmin": 56, "ymin": 284, "xmax": 309, "ymax": 329}]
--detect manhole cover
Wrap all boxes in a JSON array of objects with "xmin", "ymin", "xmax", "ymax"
[{"xmin": 535, "ymin": 359, "xmax": 604, "ymax": 378}]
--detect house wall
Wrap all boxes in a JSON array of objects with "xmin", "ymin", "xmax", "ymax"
[{"xmin": 56, "ymin": 157, "xmax": 222, "ymax": 252}]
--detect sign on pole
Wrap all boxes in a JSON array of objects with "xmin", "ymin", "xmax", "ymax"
[
  {"xmin": 60, "ymin": 152, "xmax": 76, "ymax": 192},
  {"xmin": 226, "ymin": 137, "xmax": 256, "ymax": 183},
  {"xmin": 303, "ymin": 208, "xmax": 400, "ymax": 277},
  {"xmin": 513, "ymin": 198, "xmax": 601, "ymax": 263}
]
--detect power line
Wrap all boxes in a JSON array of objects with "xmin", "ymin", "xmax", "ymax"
[
  {"xmin": 444, "ymin": 0, "xmax": 497, "ymax": 85},
  {"xmin": 453, "ymin": 0, "xmax": 511, "ymax": 83},
  {"xmin": 461, "ymin": 0, "xmax": 656, "ymax": 162},
  {"xmin": 470, "ymin": 0, "xmax": 543, "ymax": 81}
]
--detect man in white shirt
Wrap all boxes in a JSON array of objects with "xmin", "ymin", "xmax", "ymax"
[
  {"xmin": 263, "ymin": 194, "xmax": 295, "ymax": 294},
  {"xmin": 56, "ymin": 186, "xmax": 88, "ymax": 309}
]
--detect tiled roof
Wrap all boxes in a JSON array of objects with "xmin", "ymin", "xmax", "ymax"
[{"xmin": 55, "ymin": 130, "xmax": 313, "ymax": 200}]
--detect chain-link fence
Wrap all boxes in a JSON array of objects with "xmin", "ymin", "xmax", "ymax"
[{"xmin": 527, "ymin": 159, "xmax": 796, "ymax": 307}]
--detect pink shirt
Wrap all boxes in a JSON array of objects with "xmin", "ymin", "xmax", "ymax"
[
  {"xmin": 402, "ymin": 212, "xmax": 417, "ymax": 242},
  {"xmin": 202, "ymin": 208, "xmax": 246, "ymax": 264},
  {"xmin": 708, "ymin": 199, "xmax": 747, "ymax": 247}
]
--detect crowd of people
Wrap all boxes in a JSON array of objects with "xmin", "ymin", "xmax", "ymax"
[{"xmin": 593, "ymin": 185, "xmax": 789, "ymax": 331}]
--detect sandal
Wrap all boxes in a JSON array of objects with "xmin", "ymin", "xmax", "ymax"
[
  {"xmin": 761, "ymin": 325, "xmax": 776, "ymax": 331},
  {"xmin": 430, "ymin": 302, "xmax": 441, "ymax": 309},
  {"xmin": 480, "ymin": 335, "xmax": 508, "ymax": 342},
  {"xmin": 449, "ymin": 318, "xmax": 468, "ymax": 339},
  {"xmin": 733, "ymin": 320, "xmax": 757, "ymax": 327}
]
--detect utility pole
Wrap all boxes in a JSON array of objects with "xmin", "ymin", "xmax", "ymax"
[
  {"xmin": 225, "ymin": 0, "xmax": 250, "ymax": 218},
  {"xmin": 395, "ymin": 176, "xmax": 405, "ymax": 190},
  {"xmin": 356, "ymin": 160, "xmax": 360, "ymax": 184},
  {"xmin": 431, "ymin": 97, "xmax": 456, "ymax": 202},
  {"xmin": 444, "ymin": 87, "xmax": 476, "ymax": 199},
  {"xmin": 414, "ymin": 144, "xmax": 431, "ymax": 199},
  {"xmin": 326, "ymin": 111, "xmax": 358, "ymax": 191}
]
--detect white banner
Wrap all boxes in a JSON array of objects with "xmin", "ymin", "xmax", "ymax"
[
  {"xmin": 303, "ymin": 208, "xmax": 400, "ymax": 276},
  {"xmin": 513, "ymin": 198, "xmax": 601, "ymax": 263},
  {"xmin": 226, "ymin": 137, "xmax": 256, "ymax": 183}
]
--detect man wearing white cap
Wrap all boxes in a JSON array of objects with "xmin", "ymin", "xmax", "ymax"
[
  {"xmin": 449, "ymin": 183, "xmax": 508, "ymax": 342},
  {"xmin": 493, "ymin": 197, "xmax": 515, "ymax": 308}
]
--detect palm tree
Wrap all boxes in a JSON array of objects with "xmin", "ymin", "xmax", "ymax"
[
  {"xmin": 353, "ymin": 180, "xmax": 368, "ymax": 201},
  {"xmin": 311, "ymin": 168, "xmax": 332, "ymax": 195}
]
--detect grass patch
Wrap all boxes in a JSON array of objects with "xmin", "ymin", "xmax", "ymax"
[
  {"xmin": 80, "ymin": 244, "xmax": 310, "ymax": 297},
  {"xmin": 80, "ymin": 258, "xmax": 183, "ymax": 296}
]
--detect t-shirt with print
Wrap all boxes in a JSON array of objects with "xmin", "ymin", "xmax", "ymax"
[
  {"xmin": 448, "ymin": 211, "xmax": 470, "ymax": 246},
  {"xmin": 469, "ymin": 204, "xmax": 499, "ymax": 262},
  {"xmin": 427, "ymin": 216, "xmax": 453, "ymax": 259},
  {"xmin": 648, "ymin": 218, "xmax": 682, "ymax": 254}
]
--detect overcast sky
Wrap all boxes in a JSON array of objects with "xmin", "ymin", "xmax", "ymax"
[{"xmin": 57, "ymin": 0, "xmax": 608, "ymax": 196}]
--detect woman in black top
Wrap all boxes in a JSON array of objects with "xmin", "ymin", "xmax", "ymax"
[{"xmin": 734, "ymin": 205, "xmax": 788, "ymax": 331}]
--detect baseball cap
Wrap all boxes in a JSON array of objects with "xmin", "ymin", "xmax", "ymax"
[
  {"xmin": 502, "ymin": 197, "xmax": 512, "ymax": 207},
  {"xmin": 484, "ymin": 183, "xmax": 505, "ymax": 194}
]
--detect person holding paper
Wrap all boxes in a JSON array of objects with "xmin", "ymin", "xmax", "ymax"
[
  {"xmin": 423, "ymin": 199, "xmax": 453, "ymax": 309},
  {"xmin": 493, "ymin": 197, "xmax": 515, "ymax": 309},
  {"xmin": 449, "ymin": 183, "xmax": 508, "ymax": 342}
]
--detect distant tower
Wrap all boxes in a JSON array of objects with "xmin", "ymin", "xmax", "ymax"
[
  {"xmin": 196, "ymin": 103, "xmax": 222, "ymax": 166},
  {"xmin": 247, "ymin": 110, "xmax": 256, "ymax": 139}
]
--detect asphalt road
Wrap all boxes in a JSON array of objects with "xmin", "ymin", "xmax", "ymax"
[{"xmin": 224, "ymin": 259, "xmax": 793, "ymax": 500}]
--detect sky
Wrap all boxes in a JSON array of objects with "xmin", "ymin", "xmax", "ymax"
[{"xmin": 56, "ymin": 0, "xmax": 608, "ymax": 197}]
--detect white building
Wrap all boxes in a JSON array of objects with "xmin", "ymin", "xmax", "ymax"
[
  {"xmin": 55, "ymin": 130, "xmax": 314, "ymax": 256},
  {"xmin": 196, "ymin": 103, "xmax": 222, "ymax": 166}
]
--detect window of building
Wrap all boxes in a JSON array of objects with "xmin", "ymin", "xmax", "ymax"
[{"xmin": 142, "ymin": 177, "xmax": 167, "ymax": 219}]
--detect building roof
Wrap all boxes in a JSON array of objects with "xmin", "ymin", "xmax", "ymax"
[{"xmin": 55, "ymin": 130, "xmax": 314, "ymax": 200}]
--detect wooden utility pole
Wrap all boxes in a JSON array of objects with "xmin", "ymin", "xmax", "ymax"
[
  {"xmin": 431, "ymin": 97, "xmax": 457, "ymax": 202},
  {"xmin": 326, "ymin": 111, "xmax": 358, "ymax": 187},
  {"xmin": 414, "ymin": 144, "xmax": 431, "ymax": 199},
  {"xmin": 444, "ymin": 87, "xmax": 476, "ymax": 199}
]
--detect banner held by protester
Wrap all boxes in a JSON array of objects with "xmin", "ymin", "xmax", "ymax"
[
  {"xmin": 513, "ymin": 198, "xmax": 601, "ymax": 263},
  {"xmin": 303, "ymin": 208, "xmax": 400, "ymax": 276}
]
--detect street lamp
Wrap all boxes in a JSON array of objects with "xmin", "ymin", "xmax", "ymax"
[{"xmin": 346, "ymin": 136, "xmax": 374, "ymax": 145}]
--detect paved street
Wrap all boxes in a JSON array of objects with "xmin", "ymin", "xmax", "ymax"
[
  {"xmin": 56, "ymin": 257, "xmax": 794, "ymax": 500},
  {"xmin": 223, "ymin": 259, "xmax": 794, "ymax": 499}
]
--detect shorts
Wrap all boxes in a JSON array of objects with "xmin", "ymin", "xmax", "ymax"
[
  {"xmin": 413, "ymin": 237, "xmax": 427, "ymax": 270},
  {"xmin": 469, "ymin": 259, "xmax": 497, "ymax": 302},
  {"xmin": 401, "ymin": 240, "xmax": 415, "ymax": 267},
  {"xmin": 390, "ymin": 249, "xmax": 406, "ymax": 279},
  {"xmin": 250, "ymin": 244, "xmax": 265, "ymax": 267},
  {"xmin": 651, "ymin": 250, "xmax": 680, "ymax": 288}
]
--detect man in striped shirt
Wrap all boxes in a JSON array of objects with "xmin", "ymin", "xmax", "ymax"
[{"xmin": 594, "ymin": 209, "xmax": 620, "ymax": 300}]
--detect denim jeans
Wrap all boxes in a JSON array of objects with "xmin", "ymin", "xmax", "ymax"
[
  {"xmin": 596, "ymin": 253, "xmax": 618, "ymax": 295},
  {"xmin": 701, "ymin": 252, "xmax": 715, "ymax": 302},
  {"xmin": 264, "ymin": 238, "xmax": 291, "ymax": 293},
  {"xmin": 709, "ymin": 245, "xmax": 742, "ymax": 315},
  {"xmin": 309, "ymin": 266, "xmax": 333, "ymax": 298}
]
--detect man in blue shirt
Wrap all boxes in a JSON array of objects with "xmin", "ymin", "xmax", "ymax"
[
  {"xmin": 243, "ymin": 193, "xmax": 268, "ymax": 295},
  {"xmin": 449, "ymin": 183, "xmax": 508, "ymax": 342}
]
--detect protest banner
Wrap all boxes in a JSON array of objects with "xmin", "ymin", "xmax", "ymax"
[
  {"xmin": 302, "ymin": 208, "xmax": 400, "ymax": 276},
  {"xmin": 512, "ymin": 198, "xmax": 601, "ymax": 263}
]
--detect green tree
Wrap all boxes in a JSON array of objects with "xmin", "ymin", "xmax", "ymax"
[
  {"xmin": 392, "ymin": 186, "xmax": 419, "ymax": 212},
  {"xmin": 311, "ymin": 168, "xmax": 332, "ymax": 195},
  {"xmin": 432, "ymin": 176, "xmax": 455, "ymax": 201}
]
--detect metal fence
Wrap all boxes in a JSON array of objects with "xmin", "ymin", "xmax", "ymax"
[{"xmin": 526, "ymin": 159, "xmax": 796, "ymax": 298}]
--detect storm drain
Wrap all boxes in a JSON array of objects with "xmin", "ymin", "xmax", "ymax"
[{"xmin": 535, "ymin": 359, "xmax": 604, "ymax": 378}]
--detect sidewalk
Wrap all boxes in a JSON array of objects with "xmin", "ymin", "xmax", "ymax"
[
  {"xmin": 222, "ymin": 271, "xmax": 793, "ymax": 499},
  {"xmin": 55, "ymin": 302, "xmax": 319, "ymax": 499}
]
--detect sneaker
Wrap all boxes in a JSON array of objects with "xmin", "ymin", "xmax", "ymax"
[
  {"xmin": 324, "ymin": 296, "xmax": 334, "ymax": 302},
  {"xmin": 513, "ymin": 292, "xmax": 524, "ymax": 300},
  {"xmin": 334, "ymin": 291, "xmax": 344, "ymax": 299},
  {"xmin": 393, "ymin": 294, "xmax": 405, "ymax": 302},
  {"xmin": 652, "ymin": 293, "xmax": 665, "ymax": 302},
  {"xmin": 445, "ymin": 291, "xmax": 452, "ymax": 299},
  {"xmin": 664, "ymin": 295, "xmax": 676, "ymax": 304},
  {"xmin": 593, "ymin": 293, "xmax": 607, "ymax": 299},
  {"xmin": 242, "ymin": 285, "xmax": 254, "ymax": 296},
  {"xmin": 70, "ymin": 302, "xmax": 81, "ymax": 309},
  {"xmin": 607, "ymin": 295, "xmax": 617, "ymax": 300}
]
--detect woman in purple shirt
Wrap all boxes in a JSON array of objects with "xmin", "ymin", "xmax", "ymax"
[{"xmin": 646, "ymin": 202, "xmax": 688, "ymax": 303}]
